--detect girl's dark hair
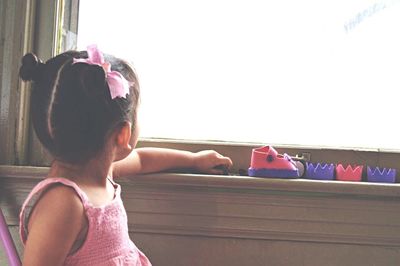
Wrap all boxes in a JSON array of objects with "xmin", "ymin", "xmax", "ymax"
[{"xmin": 19, "ymin": 50, "xmax": 140, "ymax": 164}]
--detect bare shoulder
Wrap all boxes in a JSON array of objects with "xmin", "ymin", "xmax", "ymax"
[
  {"xmin": 29, "ymin": 184, "xmax": 85, "ymax": 226},
  {"xmin": 24, "ymin": 184, "xmax": 86, "ymax": 265}
]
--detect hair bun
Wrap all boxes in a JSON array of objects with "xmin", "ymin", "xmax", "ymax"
[{"xmin": 19, "ymin": 53, "xmax": 44, "ymax": 81}]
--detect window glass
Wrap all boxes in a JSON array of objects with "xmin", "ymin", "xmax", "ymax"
[{"xmin": 77, "ymin": 0, "xmax": 400, "ymax": 150}]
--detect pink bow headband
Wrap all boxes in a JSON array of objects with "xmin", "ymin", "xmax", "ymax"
[{"xmin": 73, "ymin": 45, "xmax": 130, "ymax": 99}]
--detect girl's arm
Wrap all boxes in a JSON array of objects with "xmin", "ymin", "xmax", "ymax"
[{"xmin": 112, "ymin": 148, "xmax": 232, "ymax": 178}]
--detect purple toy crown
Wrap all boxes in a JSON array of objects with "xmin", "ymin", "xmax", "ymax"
[
  {"xmin": 305, "ymin": 162, "xmax": 335, "ymax": 180},
  {"xmin": 367, "ymin": 166, "xmax": 396, "ymax": 183}
]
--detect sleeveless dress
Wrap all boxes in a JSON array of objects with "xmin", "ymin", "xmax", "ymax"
[{"xmin": 19, "ymin": 177, "xmax": 152, "ymax": 266}]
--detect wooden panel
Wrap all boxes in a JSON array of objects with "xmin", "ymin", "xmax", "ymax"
[
  {"xmin": 120, "ymin": 174, "xmax": 400, "ymax": 247},
  {"xmin": 1, "ymin": 166, "xmax": 400, "ymax": 265},
  {"xmin": 131, "ymin": 233, "xmax": 400, "ymax": 266}
]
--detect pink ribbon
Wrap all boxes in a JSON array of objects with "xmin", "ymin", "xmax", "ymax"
[{"xmin": 73, "ymin": 45, "xmax": 130, "ymax": 99}]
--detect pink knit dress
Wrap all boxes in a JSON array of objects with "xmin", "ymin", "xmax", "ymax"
[{"xmin": 19, "ymin": 177, "xmax": 152, "ymax": 266}]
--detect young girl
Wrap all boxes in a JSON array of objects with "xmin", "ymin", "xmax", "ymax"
[{"xmin": 18, "ymin": 45, "xmax": 232, "ymax": 266}]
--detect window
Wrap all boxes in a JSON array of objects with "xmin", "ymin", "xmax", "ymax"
[
  {"xmin": 75, "ymin": 0, "xmax": 400, "ymax": 151},
  {"xmin": 2, "ymin": 0, "xmax": 400, "ymax": 167}
]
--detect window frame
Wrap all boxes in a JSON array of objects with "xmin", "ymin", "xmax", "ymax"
[
  {"xmin": 27, "ymin": 0, "xmax": 63, "ymax": 166},
  {"xmin": 2, "ymin": 0, "xmax": 400, "ymax": 174},
  {"xmin": 0, "ymin": 0, "xmax": 38, "ymax": 165}
]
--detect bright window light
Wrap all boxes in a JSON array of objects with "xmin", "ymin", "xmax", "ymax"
[{"xmin": 76, "ymin": 0, "xmax": 400, "ymax": 150}]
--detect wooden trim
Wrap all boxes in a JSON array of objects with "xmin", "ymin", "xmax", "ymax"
[
  {"xmin": 15, "ymin": 0, "xmax": 37, "ymax": 165},
  {"xmin": 0, "ymin": 0, "xmax": 36, "ymax": 165},
  {"xmin": 123, "ymin": 173, "xmax": 400, "ymax": 197},
  {"xmin": 27, "ymin": 0, "xmax": 60, "ymax": 166},
  {"xmin": 1, "ymin": 165, "xmax": 400, "ymax": 196}
]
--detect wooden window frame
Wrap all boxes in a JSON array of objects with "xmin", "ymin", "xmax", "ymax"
[{"xmin": 1, "ymin": 0, "xmax": 400, "ymax": 175}]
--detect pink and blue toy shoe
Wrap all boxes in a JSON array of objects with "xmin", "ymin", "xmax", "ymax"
[{"xmin": 248, "ymin": 146, "xmax": 299, "ymax": 178}]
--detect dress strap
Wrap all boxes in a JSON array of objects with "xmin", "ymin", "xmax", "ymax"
[
  {"xmin": 107, "ymin": 176, "xmax": 121, "ymax": 197},
  {"xmin": 24, "ymin": 177, "xmax": 89, "ymax": 208}
]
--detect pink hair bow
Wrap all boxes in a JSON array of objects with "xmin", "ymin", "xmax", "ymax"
[{"xmin": 73, "ymin": 44, "xmax": 130, "ymax": 99}]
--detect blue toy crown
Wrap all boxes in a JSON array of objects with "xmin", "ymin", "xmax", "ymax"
[
  {"xmin": 367, "ymin": 166, "xmax": 396, "ymax": 183},
  {"xmin": 305, "ymin": 163, "xmax": 335, "ymax": 180}
]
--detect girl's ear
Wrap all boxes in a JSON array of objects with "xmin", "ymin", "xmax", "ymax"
[{"xmin": 116, "ymin": 122, "xmax": 132, "ymax": 150}]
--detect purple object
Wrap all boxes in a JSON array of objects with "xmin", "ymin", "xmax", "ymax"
[
  {"xmin": 248, "ymin": 168, "xmax": 299, "ymax": 178},
  {"xmin": 305, "ymin": 162, "xmax": 335, "ymax": 180},
  {"xmin": 367, "ymin": 166, "xmax": 396, "ymax": 183},
  {"xmin": 0, "ymin": 209, "xmax": 21, "ymax": 266}
]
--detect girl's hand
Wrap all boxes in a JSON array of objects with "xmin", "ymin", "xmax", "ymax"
[{"xmin": 193, "ymin": 150, "xmax": 233, "ymax": 174}]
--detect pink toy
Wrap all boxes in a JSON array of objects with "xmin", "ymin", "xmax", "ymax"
[
  {"xmin": 248, "ymin": 146, "xmax": 299, "ymax": 178},
  {"xmin": 335, "ymin": 164, "xmax": 363, "ymax": 182},
  {"xmin": 0, "ymin": 209, "xmax": 21, "ymax": 266}
]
